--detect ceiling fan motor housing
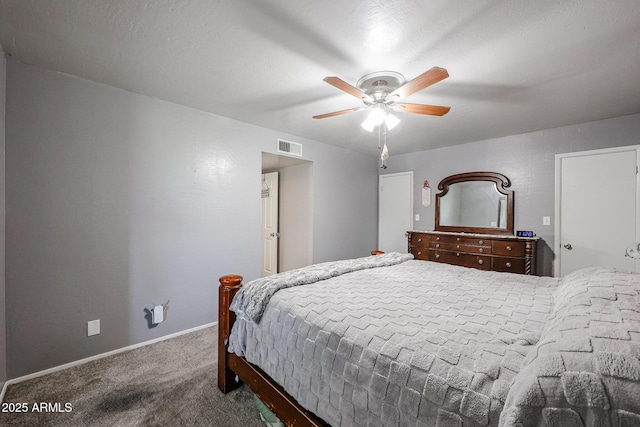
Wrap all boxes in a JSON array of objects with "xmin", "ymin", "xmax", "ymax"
[{"xmin": 357, "ymin": 71, "xmax": 405, "ymax": 104}]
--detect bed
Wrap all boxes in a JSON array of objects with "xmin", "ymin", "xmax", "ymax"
[{"xmin": 217, "ymin": 253, "xmax": 640, "ymax": 426}]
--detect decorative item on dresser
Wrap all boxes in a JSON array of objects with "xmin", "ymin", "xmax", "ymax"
[
  {"xmin": 407, "ymin": 230, "xmax": 537, "ymax": 274},
  {"xmin": 408, "ymin": 171, "xmax": 539, "ymax": 275}
]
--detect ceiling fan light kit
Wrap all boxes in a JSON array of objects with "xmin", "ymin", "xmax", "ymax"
[
  {"xmin": 360, "ymin": 117, "xmax": 376, "ymax": 132},
  {"xmin": 313, "ymin": 67, "xmax": 450, "ymax": 163},
  {"xmin": 363, "ymin": 102, "xmax": 386, "ymax": 125},
  {"xmin": 384, "ymin": 113, "xmax": 400, "ymax": 130}
]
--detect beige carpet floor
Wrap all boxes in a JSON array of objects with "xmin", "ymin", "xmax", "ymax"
[{"xmin": 0, "ymin": 326, "xmax": 264, "ymax": 426}]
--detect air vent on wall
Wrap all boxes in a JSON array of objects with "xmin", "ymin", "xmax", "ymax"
[{"xmin": 277, "ymin": 139, "xmax": 303, "ymax": 157}]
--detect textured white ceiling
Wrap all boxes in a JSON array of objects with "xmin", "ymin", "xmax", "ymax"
[{"xmin": 1, "ymin": 0, "xmax": 639, "ymax": 157}]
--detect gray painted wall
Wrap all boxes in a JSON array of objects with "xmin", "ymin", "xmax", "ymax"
[
  {"xmin": 311, "ymin": 142, "xmax": 379, "ymax": 263},
  {"xmin": 0, "ymin": 45, "xmax": 7, "ymax": 387},
  {"xmin": 5, "ymin": 60, "xmax": 378, "ymax": 378},
  {"xmin": 382, "ymin": 112, "xmax": 640, "ymax": 276},
  {"xmin": 278, "ymin": 162, "xmax": 314, "ymax": 272}
]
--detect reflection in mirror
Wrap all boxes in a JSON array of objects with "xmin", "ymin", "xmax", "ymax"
[
  {"xmin": 435, "ymin": 172, "xmax": 514, "ymax": 235},
  {"xmin": 439, "ymin": 181, "xmax": 507, "ymax": 228}
]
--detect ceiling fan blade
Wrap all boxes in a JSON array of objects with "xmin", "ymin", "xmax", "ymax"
[
  {"xmin": 323, "ymin": 77, "xmax": 371, "ymax": 101},
  {"xmin": 393, "ymin": 103, "xmax": 451, "ymax": 116},
  {"xmin": 313, "ymin": 107, "xmax": 365, "ymax": 119},
  {"xmin": 388, "ymin": 67, "xmax": 449, "ymax": 101}
]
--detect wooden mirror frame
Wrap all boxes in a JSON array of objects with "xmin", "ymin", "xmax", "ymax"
[{"xmin": 435, "ymin": 171, "xmax": 514, "ymax": 235}]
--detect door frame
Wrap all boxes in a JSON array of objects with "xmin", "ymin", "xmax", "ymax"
[
  {"xmin": 378, "ymin": 171, "xmax": 414, "ymax": 252},
  {"xmin": 554, "ymin": 145, "xmax": 640, "ymax": 276},
  {"xmin": 261, "ymin": 171, "xmax": 279, "ymax": 277}
]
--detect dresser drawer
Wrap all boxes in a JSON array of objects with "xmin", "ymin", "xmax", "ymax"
[
  {"xmin": 411, "ymin": 247, "xmax": 430, "ymax": 260},
  {"xmin": 410, "ymin": 233, "xmax": 430, "ymax": 249},
  {"xmin": 492, "ymin": 240, "xmax": 525, "ymax": 257},
  {"xmin": 492, "ymin": 257, "xmax": 526, "ymax": 274},
  {"xmin": 430, "ymin": 241, "xmax": 490, "ymax": 254},
  {"xmin": 432, "ymin": 234, "xmax": 491, "ymax": 247},
  {"xmin": 431, "ymin": 250, "xmax": 492, "ymax": 271}
]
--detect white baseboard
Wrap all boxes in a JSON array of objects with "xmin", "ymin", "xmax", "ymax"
[{"xmin": 0, "ymin": 322, "xmax": 217, "ymax": 403}]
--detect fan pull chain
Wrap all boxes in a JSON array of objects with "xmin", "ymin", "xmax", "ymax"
[{"xmin": 380, "ymin": 121, "xmax": 389, "ymax": 169}]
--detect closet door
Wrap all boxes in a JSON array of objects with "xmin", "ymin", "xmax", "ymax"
[
  {"xmin": 379, "ymin": 171, "xmax": 413, "ymax": 253},
  {"xmin": 556, "ymin": 146, "xmax": 639, "ymax": 276}
]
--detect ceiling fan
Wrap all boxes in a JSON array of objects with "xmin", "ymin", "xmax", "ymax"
[{"xmin": 313, "ymin": 67, "xmax": 451, "ymax": 130}]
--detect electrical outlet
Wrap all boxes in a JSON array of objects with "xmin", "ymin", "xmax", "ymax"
[
  {"xmin": 87, "ymin": 319, "xmax": 100, "ymax": 336},
  {"xmin": 543, "ymin": 216, "xmax": 551, "ymax": 226}
]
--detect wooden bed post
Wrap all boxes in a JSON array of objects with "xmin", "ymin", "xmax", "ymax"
[{"xmin": 218, "ymin": 274, "xmax": 243, "ymax": 393}]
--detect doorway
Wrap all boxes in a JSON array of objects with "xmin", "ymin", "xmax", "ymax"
[
  {"xmin": 261, "ymin": 171, "xmax": 279, "ymax": 277},
  {"xmin": 261, "ymin": 153, "xmax": 313, "ymax": 275},
  {"xmin": 379, "ymin": 171, "xmax": 413, "ymax": 253},
  {"xmin": 555, "ymin": 146, "xmax": 640, "ymax": 276}
]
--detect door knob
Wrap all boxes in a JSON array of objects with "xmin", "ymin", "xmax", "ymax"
[
  {"xmin": 270, "ymin": 232, "xmax": 280, "ymax": 237},
  {"xmin": 563, "ymin": 243, "xmax": 572, "ymax": 250}
]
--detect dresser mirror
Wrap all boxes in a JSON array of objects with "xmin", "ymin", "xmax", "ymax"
[{"xmin": 435, "ymin": 172, "xmax": 514, "ymax": 235}]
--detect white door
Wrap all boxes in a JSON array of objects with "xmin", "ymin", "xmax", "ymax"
[
  {"xmin": 379, "ymin": 171, "xmax": 413, "ymax": 253},
  {"xmin": 556, "ymin": 146, "xmax": 639, "ymax": 276},
  {"xmin": 261, "ymin": 172, "xmax": 279, "ymax": 277}
]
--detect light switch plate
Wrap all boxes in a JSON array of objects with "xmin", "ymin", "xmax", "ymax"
[{"xmin": 543, "ymin": 216, "xmax": 551, "ymax": 225}]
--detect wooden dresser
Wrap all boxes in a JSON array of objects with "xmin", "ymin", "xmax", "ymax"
[{"xmin": 407, "ymin": 231, "xmax": 538, "ymax": 275}]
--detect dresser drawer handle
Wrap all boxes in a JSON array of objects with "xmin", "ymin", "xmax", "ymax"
[
  {"xmin": 435, "ymin": 253, "xmax": 440, "ymax": 259},
  {"xmin": 417, "ymin": 251, "xmax": 422, "ymax": 256},
  {"xmin": 479, "ymin": 240, "xmax": 484, "ymax": 245},
  {"xmin": 479, "ymin": 248, "xmax": 483, "ymax": 253},
  {"xmin": 436, "ymin": 237, "xmax": 440, "ymax": 241},
  {"xmin": 417, "ymin": 238, "xmax": 422, "ymax": 243},
  {"xmin": 435, "ymin": 243, "xmax": 440, "ymax": 248},
  {"xmin": 478, "ymin": 259, "xmax": 484, "ymax": 265},
  {"xmin": 456, "ymin": 245, "xmax": 460, "ymax": 249},
  {"xmin": 456, "ymin": 237, "xmax": 460, "ymax": 241},
  {"xmin": 506, "ymin": 262, "xmax": 512, "ymax": 268},
  {"xmin": 456, "ymin": 252, "xmax": 460, "ymax": 256},
  {"xmin": 506, "ymin": 246, "xmax": 512, "ymax": 251}
]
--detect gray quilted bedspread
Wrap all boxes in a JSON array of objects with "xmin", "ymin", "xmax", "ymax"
[
  {"xmin": 228, "ymin": 259, "xmax": 640, "ymax": 426},
  {"xmin": 501, "ymin": 267, "xmax": 640, "ymax": 426},
  {"xmin": 230, "ymin": 252, "xmax": 414, "ymax": 323}
]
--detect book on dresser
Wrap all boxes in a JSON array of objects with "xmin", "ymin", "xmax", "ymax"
[{"xmin": 407, "ymin": 230, "xmax": 538, "ymax": 275}]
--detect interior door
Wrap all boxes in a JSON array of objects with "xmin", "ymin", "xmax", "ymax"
[
  {"xmin": 379, "ymin": 171, "xmax": 413, "ymax": 253},
  {"xmin": 556, "ymin": 146, "xmax": 639, "ymax": 276},
  {"xmin": 261, "ymin": 171, "xmax": 279, "ymax": 277}
]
